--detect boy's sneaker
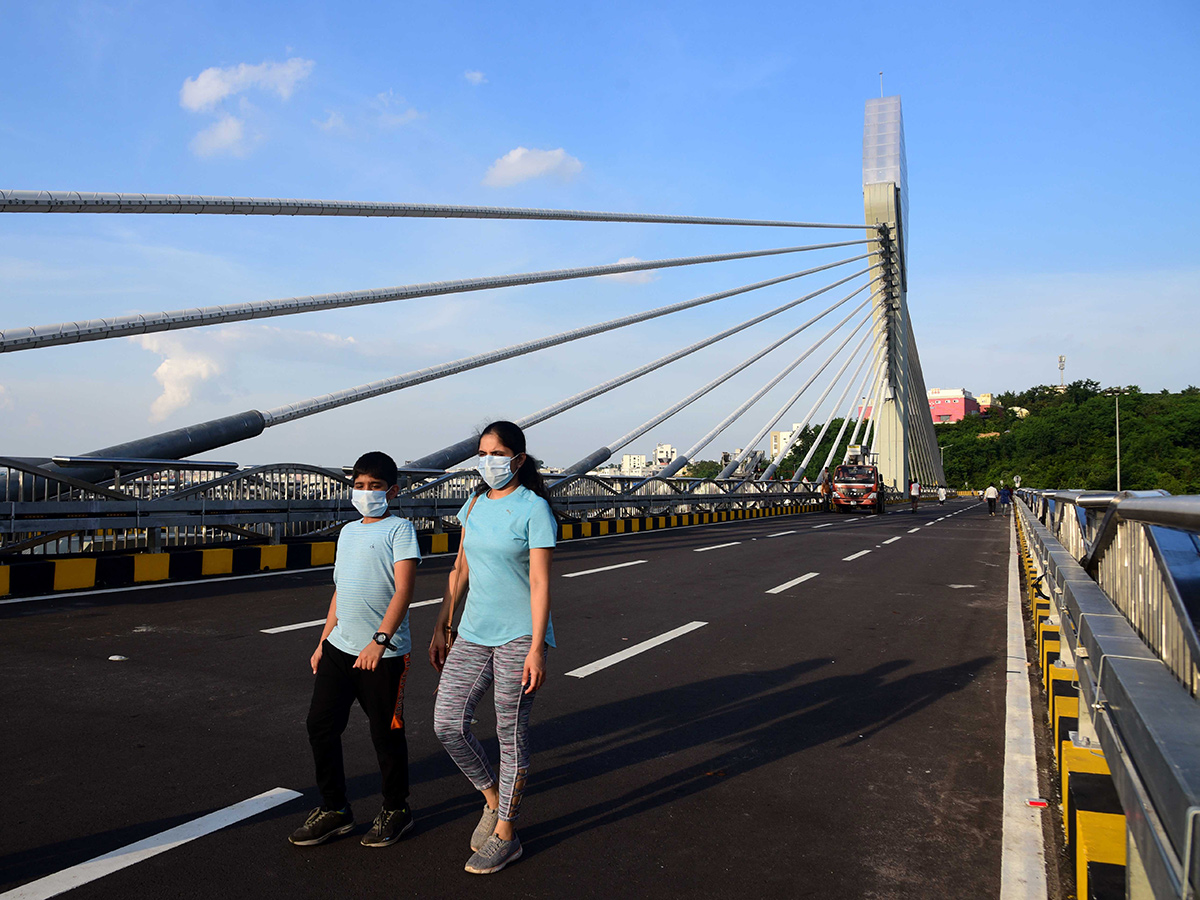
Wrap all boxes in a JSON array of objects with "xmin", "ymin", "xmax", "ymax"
[
  {"xmin": 465, "ymin": 833, "xmax": 522, "ymax": 874},
  {"xmin": 288, "ymin": 806, "xmax": 354, "ymax": 846},
  {"xmin": 360, "ymin": 805, "xmax": 415, "ymax": 847},
  {"xmin": 471, "ymin": 804, "xmax": 499, "ymax": 851}
]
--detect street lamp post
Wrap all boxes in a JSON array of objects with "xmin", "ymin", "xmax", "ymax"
[{"xmin": 1106, "ymin": 389, "xmax": 1124, "ymax": 491}]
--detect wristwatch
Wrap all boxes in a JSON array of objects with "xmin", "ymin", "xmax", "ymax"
[{"xmin": 372, "ymin": 631, "xmax": 397, "ymax": 651}]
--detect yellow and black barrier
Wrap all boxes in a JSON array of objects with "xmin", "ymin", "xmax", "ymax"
[
  {"xmin": 0, "ymin": 501, "xmax": 826, "ymax": 599},
  {"xmin": 1015, "ymin": 514, "xmax": 1126, "ymax": 899}
]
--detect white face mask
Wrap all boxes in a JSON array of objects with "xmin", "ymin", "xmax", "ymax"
[
  {"xmin": 352, "ymin": 488, "xmax": 390, "ymax": 518},
  {"xmin": 477, "ymin": 454, "xmax": 518, "ymax": 489}
]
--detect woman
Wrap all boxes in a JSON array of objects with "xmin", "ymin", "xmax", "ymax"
[{"xmin": 430, "ymin": 421, "xmax": 556, "ymax": 875}]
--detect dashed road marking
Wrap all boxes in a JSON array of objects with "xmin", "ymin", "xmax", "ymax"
[
  {"xmin": 694, "ymin": 541, "xmax": 741, "ymax": 553},
  {"xmin": 812, "ymin": 523, "xmax": 833, "ymax": 529},
  {"xmin": 843, "ymin": 550, "xmax": 871, "ymax": 561},
  {"xmin": 907, "ymin": 527, "xmax": 921, "ymax": 534},
  {"xmin": 925, "ymin": 522, "xmax": 937, "ymax": 526},
  {"xmin": 767, "ymin": 530, "xmax": 796, "ymax": 538},
  {"xmin": 766, "ymin": 572, "xmax": 819, "ymax": 594},
  {"xmin": 1, "ymin": 787, "xmax": 302, "ymax": 900},
  {"xmin": 565, "ymin": 621, "xmax": 708, "ymax": 678},
  {"xmin": 261, "ymin": 598, "xmax": 442, "ymax": 634},
  {"xmin": 882, "ymin": 536, "xmax": 902, "ymax": 545},
  {"xmin": 562, "ymin": 560, "xmax": 648, "ymax": 578}
]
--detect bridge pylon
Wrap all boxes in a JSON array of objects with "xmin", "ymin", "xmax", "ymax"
[{"xmin": 863, "ymin": 95, "xmax": 945, "ymax": 490}]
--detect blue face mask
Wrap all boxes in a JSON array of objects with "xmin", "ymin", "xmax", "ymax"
[
  {"xmin": 477, "ymin": 454, "xmax": 517, "ymax": 489},
  {"xmin": 352, "ymin": 489, "xmax": 390, "ymax": 518}
]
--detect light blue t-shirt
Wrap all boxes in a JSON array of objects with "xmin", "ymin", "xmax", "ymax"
[
  {"xmin": 329, "ymin": 516, "xmax": 421, "ymax": 658},
  {"xmin": 457, "ymin": 485, "xmax": 557, "ymax": 647}
]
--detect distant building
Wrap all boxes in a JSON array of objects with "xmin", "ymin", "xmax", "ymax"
[
  {"xmin": 769, "ymin": 423, "xmax": 803, "ymax": 459},
  {"xmin": 977, "ymin": 392, "xmax": 1002, "ymax": 412},
  {"xmin": 653, "ymin": 443, "xmax": 677, "ymax": 467},
  {"xmin": 928, "ymin": 387, "xmax": 980, "ymax": 424},
  {"xmin": 620, "ymin": 454, "xmax": 647, "ymax": 476}
]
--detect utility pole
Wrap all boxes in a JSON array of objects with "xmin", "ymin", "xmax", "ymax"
[{"xmin": 1058, "ymin": 355, "xmax": 1066, "ymax": 388}]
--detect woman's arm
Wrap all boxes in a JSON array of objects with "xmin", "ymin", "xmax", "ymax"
[
  {"xmin": 522, "ymin": 547, "xmax": 553, "ymax": 694},
  {"xmin": 429, "ymin": 544, "xmax": 469, "ymax": 671}
]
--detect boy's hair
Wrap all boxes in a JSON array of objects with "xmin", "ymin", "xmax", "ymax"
[{"xmin": 351, "ymin": 451, "xmax": 399, "ymax": 488}]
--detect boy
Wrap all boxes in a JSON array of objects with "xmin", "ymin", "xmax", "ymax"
[{"xmin": 289, "ymin": 451, "xmax": 421, "ymax": 848}]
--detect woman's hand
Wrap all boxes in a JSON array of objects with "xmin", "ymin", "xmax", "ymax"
[
  {"xmin": 522, "ymin": 646, "xmax": 546, "ymax": 694},
  {"xmin": 429, "ymin": 628, "xmax": 449, "ymax": 672}
]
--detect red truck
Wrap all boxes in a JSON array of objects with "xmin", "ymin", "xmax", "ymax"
[{"xmin": 829, "ymin": 463, "xmax": 886, "ymax": 514}]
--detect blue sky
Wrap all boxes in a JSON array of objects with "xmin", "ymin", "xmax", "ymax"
[{"xmin": 1, "ymin": 0, "xmax": 1197, "ymax": 467}]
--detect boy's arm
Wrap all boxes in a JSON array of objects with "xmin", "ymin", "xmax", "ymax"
[
  {"xmin": 522, "ymin": 547, "xmax": 553, "ymax": 694},
  {"xmin": 310, "ymin": 591, "xmax": 338, "ymax": 674},
  {"xmin": 353, "ymin": 559, "xmax": 417, "ymax": 671}
]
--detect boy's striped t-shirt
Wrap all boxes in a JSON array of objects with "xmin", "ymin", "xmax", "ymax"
[{"xmin": 328, "ymin": 516, "xmax": 421, "ymax": 658}]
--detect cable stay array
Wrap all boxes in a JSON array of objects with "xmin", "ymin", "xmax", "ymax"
[
  {"xmin": 651, "ymin": 285, "xmax": 882, "ymax": 481},
  {"xmin": 561, "ymin": 278, "xmax": 880, "ymax": 477},
  {"xmin": 759, "ymin": 328, "xmax": 878, "ymax": 481},
  {"xmin": 804, "ymin": 350, "xmax": 888, "ymax": 484},
  {"xmin": 408, "ymin": 268, "xmax": 872, "ymax": 473},
  {"xmin": 715, "ymin": 304, "xmax": 879, "ymax": 480},
  {"xmin": 784, "ymin": 343, "xmax": 883, "ymax": 484}
]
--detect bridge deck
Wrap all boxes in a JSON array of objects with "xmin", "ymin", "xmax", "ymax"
[{"xmin": 1, "ymin": 500, "xmax": 1015, "ymax": 899}]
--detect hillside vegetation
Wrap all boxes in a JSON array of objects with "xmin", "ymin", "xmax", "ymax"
[{"xmin": 684, "ymin": 381, "xmax": 1200, "ymax": 493}]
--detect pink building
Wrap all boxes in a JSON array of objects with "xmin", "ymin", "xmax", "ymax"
[{"xmin": 928, "ymin": 388, "xmax": 980, "ymax": 424}]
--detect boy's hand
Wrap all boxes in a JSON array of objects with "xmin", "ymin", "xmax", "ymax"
[
  {"xmin": 353, "ymin": 641, "xmax": 385, "ymax": 672},
  {"xmin": 429, "ymin": 630, "xmax": 449, "ymax": 672},
  {"xmin": 522, "ymin": 646, "xmax": 546, "ymax": 694},
  {"xmin": 310, "ymin": 643, "xmax": 324, "ymax": 675}
]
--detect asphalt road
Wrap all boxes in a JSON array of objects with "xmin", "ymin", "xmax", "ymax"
[{"xmin": 1, "ymin": 500, "xmax": 1012, "ymax": 899}]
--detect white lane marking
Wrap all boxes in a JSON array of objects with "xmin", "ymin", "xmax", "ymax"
[
  {"xmin": 882, "ymin": 536, "xmax": 902, "ymax": 545},
  {"xmin": 925, "ymin": 522, "xmax": 937, "ymax": 526},
  {"xmin": 0, "ymin": 566, "xmax": 334, "ymax": 606},
  {"xmin": 1000, "ymin": 520, "xmax": 1048, "ymax": 898},
  {"xmin": 844, "ymin": 518, "xmax": 859, "ymax": 522},
  {"xmin": 811, "ymin": 523, "xmax": 833, "ymax": 529},
  {"xmin": 767, "ymin": 530, "xmax": 796, "ymax": 538},
  {"xmin": 562, "ymin": 560, "xmax": 647, "ymax": 578},
  {"xmin": 843, "ymin": 550, "xmax": 871, "ymax": 561},
  {"xmin": 948, "ymin": 584, "xmax": 977, "ymax": 589},
  {"xmin": 565, "ymin": 621, "xmax": 708, "ymax": 678},
  {"xmin": 907, "ymin": 527, "xmax": 921, "ymax": 534},
  {"xmin": 766, "ymin": 572, "xmax": 819, "ymax": 594},
  {"xmin": 1, "ymin": 787, "xmax": 302, "ymax": 900},
  {"xmin": 261, "ymin": 598, "xmax": 443, "ymax": 634},
  {"xmin": 261, "ymin": 619, "xmax": 326, "ymax": 634},
  {"xmin": 693, "ymin": 541, "xmax": 741, "ymax": 553}
]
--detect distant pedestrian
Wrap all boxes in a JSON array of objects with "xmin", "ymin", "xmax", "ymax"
[
  {"xmin": 1000, "ymin": 486, "xmax": 1012, "ymax": 516},
  {"xmin": 290, "ymin": 451, "xmax": 421, "ymax": 849},
  {"xmin": 909, "ymin": 479, "xmax": 921, "ymax": 513},
  {"xmin": 985, "ymin": 484, "xmax": 999, "ymax": 516},
  {"xmin": 431, "ymin": 421, "xmax": 556, "ymax": 875},
  {"xmin": 937, "ymin": 486, "xmax": 946, "ymax": 505}
]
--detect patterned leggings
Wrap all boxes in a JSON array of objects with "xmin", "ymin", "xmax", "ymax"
[{"xmin": 433, "ymin": 636, "xmax": 539, "ymax": 822}]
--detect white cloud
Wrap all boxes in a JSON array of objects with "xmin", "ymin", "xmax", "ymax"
[
  {"xmin": 189, "ymin": 114, "xmax": 248, "ymax": 157},
  {"xmin": 464, "ymin": 70, "xmax": 487, "ymax": 85},
  {"xmin": 374, "ymin": 89, "xmax": 421, "ymax": 128},
  {"xmin": 601, "ymin": 257, "xmax": 659, "ymax": 284},
  {"xmin": 179, "ymin": 58, "xmax": 315, "ymax": 112},
  {"xmin": 482, "ymin": 147, "xmax": 583, "ymax": 187},
  {"xmin": 314, "ymin": 110, "xmax": 345, "ymax": 132},
  {"xmin": 134, "ymin": 334, "xmax": 222, "ymax": 422},
  {"xmin": 0, "ymin": 385, "xmax": 12, "ymax": 410}
]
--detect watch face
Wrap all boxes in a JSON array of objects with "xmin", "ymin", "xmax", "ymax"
[{"xmin": 374, "ymin": 633, "xmax": 387, "ymax": 645}]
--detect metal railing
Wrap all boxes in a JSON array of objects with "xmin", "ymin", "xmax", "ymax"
[
  {"xmin": 1021, "ymin": 489, "xmax": 1200, "ymax": 696},
  {"xmin": 1016, "ymin": 490, "xmax": 1200, "ymax": 899},
  {"xmin": 0, "ymin": 459, "xmax": 823, "ymax": 557}
]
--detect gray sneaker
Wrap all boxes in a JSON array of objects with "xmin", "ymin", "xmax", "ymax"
[
  {"xmin": 288, "ymin": 806, "xmax": 354, "ymax": 846},
  {"xmin": 465, "ymin": 833, "xmax": 522, "ymax": 874},
  {"xmin": 471, "ymin": 804, "xmax": 499, "ymax": 851}
]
